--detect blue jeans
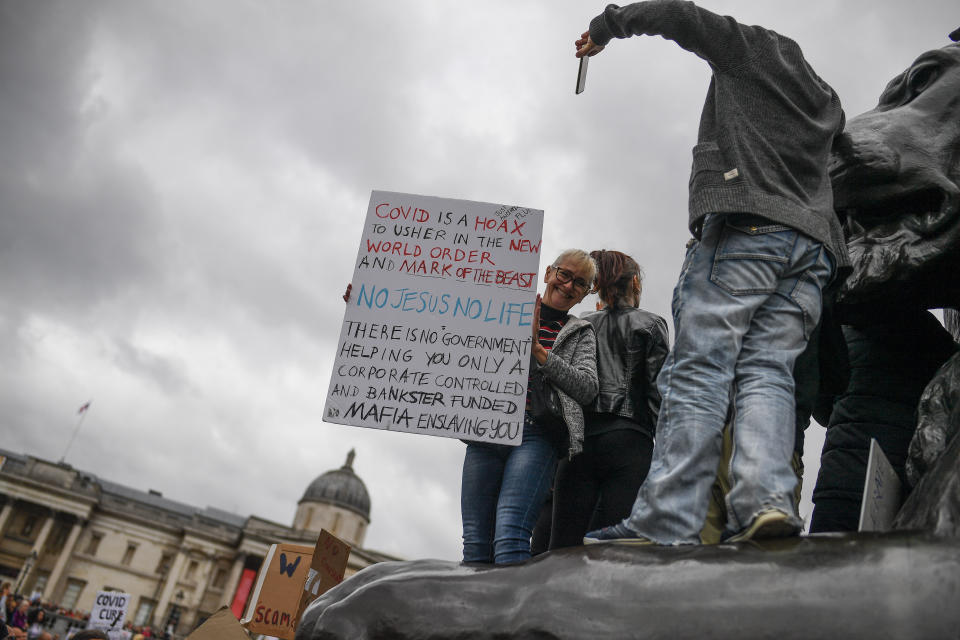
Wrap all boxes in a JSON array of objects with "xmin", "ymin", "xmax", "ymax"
[
  {"xmin": 625, "ymin": 213, "xmax": 834, "ymax": 543},
  {"xmin": 461, "ymin": 415, "xmax": 558, "ymax": 564}
]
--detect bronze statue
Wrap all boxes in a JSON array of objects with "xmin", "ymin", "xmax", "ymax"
[
  {"xmin": 296, "ymin": 536, "xmax": 960, "ymax": 640},
  {"xmin": 833, "ymin": 43, "xmax": 960, "ymax": 317},
  {"xmin": 825, "ymin": 40, "xmax": 960, "ymax": 536}
]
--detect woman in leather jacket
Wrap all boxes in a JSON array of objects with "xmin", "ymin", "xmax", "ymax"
[{"xmin": 549, "ymin": 250, "xmax": 669, "ymax": 548}]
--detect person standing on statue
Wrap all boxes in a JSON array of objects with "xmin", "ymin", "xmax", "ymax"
[
  {"xmin": 462, "ymin": 250, "xmax": 599, "ymax": 564},
  {"xmin": 579, "ymin": 1, "xmax": 850, "ymax": 544},
  {"xmin": 549, "ymin": 250, "xmax": 668, "ymax": 549}
]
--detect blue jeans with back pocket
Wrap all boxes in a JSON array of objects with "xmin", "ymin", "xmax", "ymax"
[{"xmin": 623, "ymin": 212, "xmax": 834, "ymax": 543}]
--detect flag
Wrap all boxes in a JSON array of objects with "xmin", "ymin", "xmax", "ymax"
[{"xmin": 78, "ymin": 401, "xmax": 91, "ymax": 415}]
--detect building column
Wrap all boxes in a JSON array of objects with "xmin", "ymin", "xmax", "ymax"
[
  {"xmin": 32, "ymin": 512, "xmax": 57, "ymax": 555},
  {"xmin": 0, "ymin": 500, "xmax": 14, "ymax": 537},
  {"xmin": 43, "ymin": 518, "xmax": 85, "ymax": 601},
  {"xmin": 181, "ymin": 553, "xmax": 215, "ymax": 631},
  {"xmin": 15, "ymin": 512, "xmax": 56, "ymax": 593},
  {"xmin": 153, "ymin": 549, "xmax": 189, "ymax": 627},
  {"xmin": 220, "ymin": 553, "xmax": 246, "ymax": 608}
]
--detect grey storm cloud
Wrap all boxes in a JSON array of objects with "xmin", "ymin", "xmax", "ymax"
[{"xmin": 1, "ymin": 3, "xmax": 161, "ymax": 319}]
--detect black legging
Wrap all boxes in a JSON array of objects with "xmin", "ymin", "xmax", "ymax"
[{"xmin": 549, "ymin": 426, "xmax": 654, "ymax": 549}]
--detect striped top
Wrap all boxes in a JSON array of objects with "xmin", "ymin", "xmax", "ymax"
[
  {"xmin": 527, "ymin": 304, "xmax": 569, "ymax": 411},
  {"xmin": 537, "ymin": 304, "xmax": 568, "ymax": 352}
]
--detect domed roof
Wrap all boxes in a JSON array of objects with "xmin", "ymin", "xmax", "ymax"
[{"xmin": 299, "ymin": 449, "xmax": 371, "ymax": 520}]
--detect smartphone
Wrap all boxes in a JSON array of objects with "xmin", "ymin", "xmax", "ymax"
[{"xmin": 575, "ymin": 56, "xmax": 589, "ymax": 94}]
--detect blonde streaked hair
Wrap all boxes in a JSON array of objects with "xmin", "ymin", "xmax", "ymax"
[{"xmin": 552, "ymin": 248, "xmax": 597, "ymax": 287}]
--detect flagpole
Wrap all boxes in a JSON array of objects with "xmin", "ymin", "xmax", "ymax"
[{"xmin": 60, "ymin": 401, "xmax": 92, "ymax": 464}]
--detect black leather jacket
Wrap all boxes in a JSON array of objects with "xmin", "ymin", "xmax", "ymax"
[{"xmin": 582, "ymin": 306, "xmax": 669, "ymax": 435}]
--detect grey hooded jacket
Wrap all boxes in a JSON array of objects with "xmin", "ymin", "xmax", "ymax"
[{"xmin": 537, "ymin": 315, "xmax": 599, "ymax": 458}]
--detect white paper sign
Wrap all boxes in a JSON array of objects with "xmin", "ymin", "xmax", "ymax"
[
  {"xmin": 324, "ymin": 191, "xmax": 543, "ymax": 446},
  {"xmin": 858, "ymin": 438, "xmax": 903, "ymax": 532},
  {"xmin": 88, "ymin": 590, "xmax": 130, "ymax": 632}
]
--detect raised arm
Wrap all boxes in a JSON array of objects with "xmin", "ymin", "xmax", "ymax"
[{"xmin": 585, "ymin": 1, "xmax": 772, "ymax": 72}]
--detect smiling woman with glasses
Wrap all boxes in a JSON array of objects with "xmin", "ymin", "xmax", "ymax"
[
  {"xmin": 550, "ymin": 265, "xmax": 592, "ymax": 293},
  {"xmin": 460, "ymin": 249, "xmax": 600, "ymax": 565}
]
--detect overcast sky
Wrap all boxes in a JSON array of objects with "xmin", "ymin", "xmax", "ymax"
[{"xmin": 1, "ymin": 0, "xmax": 956, "ymax": 563}]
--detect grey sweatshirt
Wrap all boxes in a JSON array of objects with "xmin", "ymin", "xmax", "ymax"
[{"xmin": 589, "ymin": 0, "xmax": 850, "ymax": 270}]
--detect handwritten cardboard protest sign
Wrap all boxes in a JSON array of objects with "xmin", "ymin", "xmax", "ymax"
[
  {"xmin": 184, "ymin": 608, "xmax": 249, "ymax": 640},
  {"xmin": 295, "ymin": 530, "xmax": 351, "ymax": 622},
  {"xmin": 240, "ymin": 543, "xmax": 313, "ymax": 640},
  {"xmin": 325, "ymin": 191, "xmax": 544, "ymax": 446},
  {"xmin": 88, "ymin": 590, "xmax": 130, "ymax": 632},
  {"xmin": 858, "ymin": 438, "xmax": 904, "ymax": 532}
]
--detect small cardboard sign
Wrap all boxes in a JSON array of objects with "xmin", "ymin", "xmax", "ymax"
[
  {"xmin": 184, "ymin": 608, "xmax": 249, "ymax": 640},
  {"xmin": 88, "ymin": 590, "xmax": 130, "ymax": 631},
  {"xmin": 296, "ymin": 531, "xmax": 351, "ymax": 622},
  {"xmin": 858, "ymin": 438, "xmax": 904, "ymax": 532},
  {"xmin": 239, "ymin": 543, "xmax": 313, "ymax": 640}
]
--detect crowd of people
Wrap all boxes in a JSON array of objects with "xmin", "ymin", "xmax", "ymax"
[
  {"xmin": 458, "ymin": 0, "xmax": 856, "ymax": 564},
  {"xmin": 2, "ymin": 584, "xmax": 48, "ymax": 640},
  {"xmin": 0, "ymin": 583, "xmax": 154, "ymax": 640}
]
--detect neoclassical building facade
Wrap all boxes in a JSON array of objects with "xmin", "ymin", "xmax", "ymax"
[{"xmin": 0, "ymin": 448, "xmax": 396, "ymax": 635}]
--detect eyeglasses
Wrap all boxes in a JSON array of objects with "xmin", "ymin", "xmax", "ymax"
[{"xmin": 551, "ymin": 265, "xmax": 591, "ymax": 292}]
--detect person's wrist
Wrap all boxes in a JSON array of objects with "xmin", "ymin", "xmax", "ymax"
[{"xmin": 533, "ymin": 344, "xmax": 548, "ymax": 364}]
